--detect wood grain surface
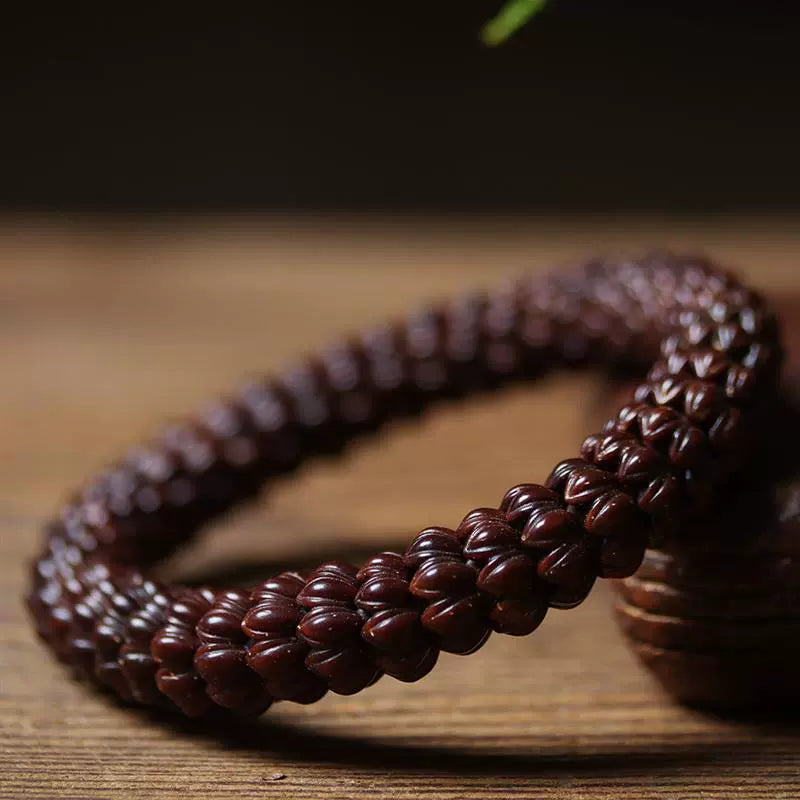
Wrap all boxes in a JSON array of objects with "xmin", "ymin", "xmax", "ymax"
[{"xmin": 2, "ymin": 214, "xmax": 799, "ymax": 799}]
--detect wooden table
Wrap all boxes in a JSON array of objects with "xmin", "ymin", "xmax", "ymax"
[{"xmin": 2, "ymin": 214, "xmax": 799, "ymax": 799}]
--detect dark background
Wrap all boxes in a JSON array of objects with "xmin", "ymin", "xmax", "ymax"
[{"xmin": 3, "ymin": 1, "xmax": 799, "ymax": 211}]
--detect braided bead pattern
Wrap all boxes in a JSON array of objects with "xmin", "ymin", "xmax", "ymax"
[{"xmin": 27, "ymin": 254, "xmax": 782, "ymax": 717}]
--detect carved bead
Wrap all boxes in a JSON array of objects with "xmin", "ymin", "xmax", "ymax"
[
  {"xmin": 614, "ymin": 403, "xmax": 645, "ymax": 435},
  {"xmin": 404, "ymin": 527, "xmax": 462, "ymax": 570},
  {"xmin": 196, "ymin": 589, "xmax": 251, "ymax": 645},
  {"xmin": 667, "ymin": 424, "xmax": 708, "ymax": 469},
  {"xmin": 712, "ymin": 322, "xmax": 749, "ymax": 353},
  {"xmin": 545, "ymin": 459, "xmax": 587, "ymax": 494},
  {"xmin": 242, "ymin": 594, "xmax": 303, "ymax": 639},
  {"xmin": 725, "ymin": 364, "xmax": 757, "ymax": 401},
  {"xmin": 151, "ymin": 589, "xmax": 215, "ymax": 717},
  {"xmin": 409, "ymin": 558, "xmax": 478, "ymax": 602},
  {"xmin": 537, "ymin": 540, "xmax": 596, "ymax": 588},
  {"xmin": 648, "ymin": 376, "xmax": 686, "ymax": 406},
  {"xmin": 583, "ymin": 490, "xmax": 641, "ymax": 538},
  {"xmin": 155, "ymin": 671, "xmax": 211, "ymax": 717},
  {"xmin": 296, "ymin": 563, "xmax": 358, "ymax": 609},
  {"xmin": 118, "ymin": 599, "xmax": 169, "ymax": 705},
  {"xmin": 490, "ymin": 596, "xmax": 548, "ymax": 636},
  {"xmin": 638, "ymin": 407, "xmax": 682, "ymax": 445},
  {"xmin": 476, "ymin": 552, "xmax": 539, "ymax": 598},
  {"xmin": 683, "ymin": 380, "xmax": 726, "ymax": 424},
  {"xmin": 548, "ymin": 577, "xmax": 596, "ymax": 609},
  {"xmin": 361, "ymin": 608, "xmax": 424, "ymax": 654},
  {"xmin": 257, "ymin": 571, "xmax": 306, "ymax": 599},
  {"xmin": 421, "ymin": 595, "xmax": 491, "ymax": 654},
  {"xmin": 520, "ymin": 507, "xmax": 581, "ymax": 550},
  {"xmin": 463, "ymin": 519, "xmax": 518, "ymax": 563},
  {"xmin": 194, "ymin": 643, "xmax": 272, "ymax": 715},
  {"xmin": 246, "ymin": 639, "xmax": 326, "ymax": 704},
  {"xmin": 93, "ymin": 611, "xmax": 134, "ymax": 700},
  {"xmin": 354, "ymin": 574, "xmax": 411, "ymax": 613},
  {"xmin": 584, "ymin": 432, "xmax": 637, "ymax": 471},
  {"xmin": 690, "ymin": 348, "xmax": 730, "ymax": 380},
  {"xmin": 297, "ymin": 607, "xmax": 362, "ymax": 648},
  {"xmin": 305, "ymin": 645, "xmax": 380, "ymax": 695},
  {"xmin": 707, "ymin": 407, "xmax": 747, "ymax": 463},
  {"xmin": 195, "ymin": 589, "xmax": 272, "ymax": 715},
  {"xmin": 377, "ymin": 645, "xmax": 439, "ymax": 682},
  {"xmin": 598, "ymin": 532, "xmax": 647, "ymax": 578},
  {"xmin": 500, "ymin": 484, "xmax": 560, "ymax": 528},
  {"xmin": 456, "ymin": 506, "xmax": 506, "ymax": 534},
  {"xmin": 637, "ymin": 474, "xmax": 681, "ymax": 517},
  {"xmin": 356, "ymin": 552, "xmax": 407, "ymax": 582},
  {"xmin": 579, "ymin": 433, "xmax": 603, "ymax": 463}
]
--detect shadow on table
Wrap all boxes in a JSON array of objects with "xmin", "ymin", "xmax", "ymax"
[{"xmin": 145, "ymin": 703, "xmax": 800, "ymax": 778}]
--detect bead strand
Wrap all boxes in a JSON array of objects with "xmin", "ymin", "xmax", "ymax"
[{"xmin": 27, "ymin": 253, "xmax": 782, "ymax": 718}]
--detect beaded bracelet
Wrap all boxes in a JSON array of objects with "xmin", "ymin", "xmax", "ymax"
[{"xmin": 27, "ymin": 253, "xmax": 782, "ymax": 719}]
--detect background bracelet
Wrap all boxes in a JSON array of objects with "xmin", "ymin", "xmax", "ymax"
[{"xmin": 26, "ymin": 253, "xmax": 782, "ymax": 718}]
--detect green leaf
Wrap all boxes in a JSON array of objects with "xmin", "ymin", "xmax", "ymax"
[{"xmin": 481, "ymin": 0, "xmax": 548, "ymax": 46}]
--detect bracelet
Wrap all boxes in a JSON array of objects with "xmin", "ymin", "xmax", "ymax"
[{"xmin": 27, "ymin": 253, "xmax": 782, "ymax": 719}]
